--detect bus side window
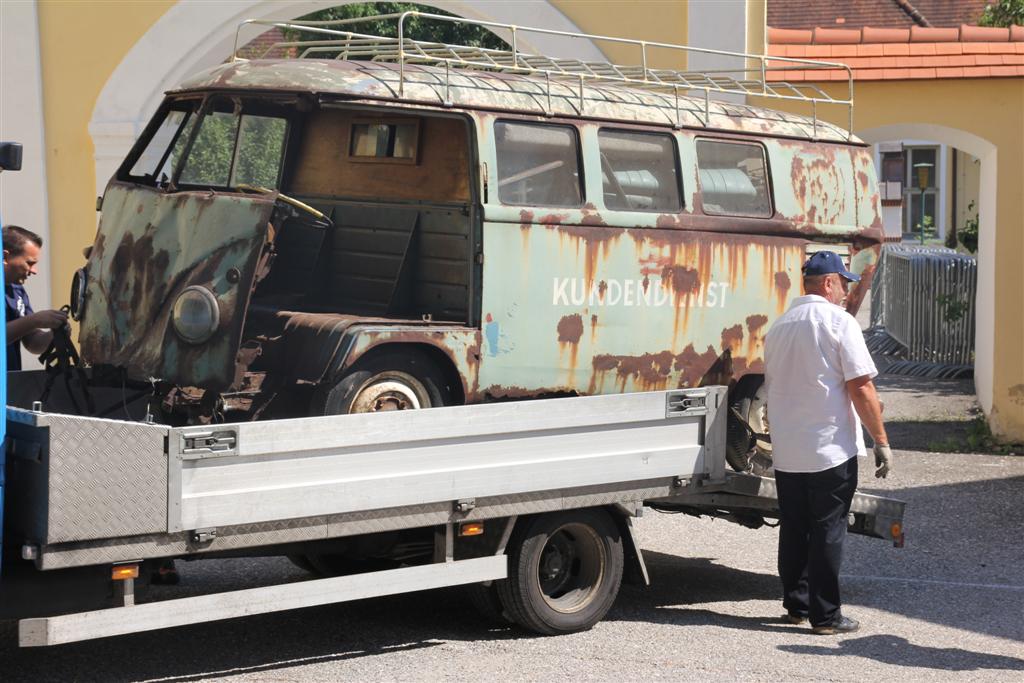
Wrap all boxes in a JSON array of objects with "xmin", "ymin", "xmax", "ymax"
[
  {"xmin": 598, "ymin": 129, "xmax": 681, "ymax": 212},
  {"xmin": 695, "ymin": 139, "xmax": 772, "ymax": 218},
  {"xmin": 494, "ymin": 121, "xmax": 583, "ymax": 207}
]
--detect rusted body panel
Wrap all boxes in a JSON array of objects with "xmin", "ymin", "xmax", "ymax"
[
  {"xmin": 476, "ymin": 221, "xmax": 805, "ymax": 397},
  {"xmin": 78, "ymin": 183, "xmax": 274, "ymax": 391},
  {"xmin": 176, "ymin": 59, "xmax": 852, "ymax": 144},
  {"xmin": 250, "ymin": 310, "xmax": 480, "ymax": 391}
]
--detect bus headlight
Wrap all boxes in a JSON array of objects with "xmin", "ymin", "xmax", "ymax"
[
  {"xmin": 69, "ymin": 267, "xmax": 87, "ymax": 321},
  {"xmin": 171, "ymin": 286, "xmax": 220, "ymax": 344}
]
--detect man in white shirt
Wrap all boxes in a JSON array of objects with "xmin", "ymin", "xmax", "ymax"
[{"xmin": 764, "ymin": 250, "xmax": 893, "ymax": 635}]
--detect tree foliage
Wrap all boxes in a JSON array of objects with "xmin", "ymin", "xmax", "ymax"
[
  {"xmin": 285, "ymin": 2, "xmax": 508, "ymax": 53},
  {"xmin": 179, "ymin": 112, "xmax": 286, "ymax": 189},
  {"xmin": 977, "ymin": 0, "xmax": 1024, "ymax": 27}
]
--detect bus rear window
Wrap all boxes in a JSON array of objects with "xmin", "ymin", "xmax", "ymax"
[
  {"xmin": 599, "ymin": 129, "xmax": 681, "ymax": 212},
  {"xmin": 495, "ymin": 121, "xmax": 582, "ymax": 207},
  {"xmin": 696, "ymin": 140, "xmax": 772, "ymax": 218}
]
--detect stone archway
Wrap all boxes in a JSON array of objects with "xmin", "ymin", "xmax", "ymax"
[
  {"xmin": 857, "ymin": 123, "xmax": 997, "ymax": 417},
  {"xmin": 89, "ymin": 0, "xmax": 607, "ymax": 194}
]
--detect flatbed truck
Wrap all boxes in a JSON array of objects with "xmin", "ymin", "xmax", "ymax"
[{"xmin": 0, "ymin": 376, "xmax": 904, "ymax": 647}]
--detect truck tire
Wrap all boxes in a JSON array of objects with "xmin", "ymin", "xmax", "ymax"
[
  {"xmin": 313, "ymin": 349, "xmax": 449, "ymax": 415},
  {"xmin": 497, "ymin": 509, "xmax": 623, "ymax": 635},
  {"xmin": 726, "ymin": 375, "xmax": 773, "ymax": 475}
]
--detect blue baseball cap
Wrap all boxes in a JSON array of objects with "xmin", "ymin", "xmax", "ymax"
[{"xmin": 802, "ymin": 250, "xmax": 860, "ymax": 282}]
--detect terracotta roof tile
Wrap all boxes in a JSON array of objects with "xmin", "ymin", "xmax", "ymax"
[
  {"xmin": 960, "ymin": 25, "xmax": 1010, "ymax": 42},
  {"xmin": 963, "ymin": 66, "xmax": 993, "ymax": 77},
  {"xmin": 882, "ymin": 43, "xmax": 912, "ymax": 56},
  {"xmin": 910, "ymin": 26, "xmax": 958, "ymax": 42},
  {"xmin": 766, "ymin": 9, "xmax": 1024, "ymax": 83},
  {"xmin": 813, "ymin": 27, "xmax": 862, "ymax": 44},
  {"xmin": 863, "ymin": 27, "xmax": 911, "ymax": 43}
]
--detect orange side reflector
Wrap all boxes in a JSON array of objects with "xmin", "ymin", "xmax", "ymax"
[
  {"xmin": 459, "ymin": 522, "xmax": 484, "ymax": 537},
  {"xmin": 891, "ymin": 522, "xmax": 905, "ymax": 548},
  {"xmin": 112, "ymin": 564, "xmax": 139, "ymax": 580}
]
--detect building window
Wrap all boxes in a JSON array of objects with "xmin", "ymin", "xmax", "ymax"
[
  {"xmin": 903, "ymin": 146, "xmax": 939, "ymax": 237},
  {"xmin": 879, "ymin": 149, "xmax": 904, "ymax": 207}
]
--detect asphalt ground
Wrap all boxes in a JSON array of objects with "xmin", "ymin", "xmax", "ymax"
[{"xmin": 1, "ymin": 372, "xmax": 1022, "ymax": 682}]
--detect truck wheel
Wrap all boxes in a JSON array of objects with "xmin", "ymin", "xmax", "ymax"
[
  {"xmin": 726, "ymin": 375, "xmax": 773, "ymax": 475},
  {"xmin": 313, "ymin": 350, "xmax": 449, "ymax": 415},
  {"xmin": 497, "ymin": 509, "xmax": 623, "ymax": 635}
]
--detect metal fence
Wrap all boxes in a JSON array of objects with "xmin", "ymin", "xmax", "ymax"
[{"xmin": 868, "ymin": 244, "xmax": 976, "ymax": 378}]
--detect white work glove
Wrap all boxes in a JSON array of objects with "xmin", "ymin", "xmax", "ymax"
[{"xmin": 873, "ymin": 444, "xmax": 893, "ymax": 479}]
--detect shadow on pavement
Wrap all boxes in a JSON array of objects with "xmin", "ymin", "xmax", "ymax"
[
  {"xmin": 608, "ymin": 552, "xmax": 783, "ymax": 630},
  {"xmin": 779, "ymin": 634, "xmax": 1024, "ymax": 672},
  {"xmin": 885, "ymin": 419, "xmax": 977, "ymax": 452}
]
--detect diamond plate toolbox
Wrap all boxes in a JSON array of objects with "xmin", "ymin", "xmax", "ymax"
[{"xmin": 6, "ymin": 410, "xmax": 169, "ymax": 544}]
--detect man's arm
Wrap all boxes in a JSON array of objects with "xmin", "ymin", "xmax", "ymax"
[
  {"xmin": 6, "ymin": 309, "xmax": 67, "ymax": 352},
  {"xmin": 846, "ymin": 374, "xmax": 887, "ymax": 445}
]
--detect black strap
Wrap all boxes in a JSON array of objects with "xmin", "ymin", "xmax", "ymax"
[{"xmin": 38, "ymin": 305, "xmax": 95, "ymax": 415}]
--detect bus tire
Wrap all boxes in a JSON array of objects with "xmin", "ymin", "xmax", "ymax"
[
  {"xmin": 497, "ymin": 509, "xmax": 623, "ymax": 635},
  {"xmin": 726, "ymin": 375, "xmax": 773, "ymax": 474},
  {"xmin": 313, "ymin": 349, "xmax": 449, "ymax": 415}
]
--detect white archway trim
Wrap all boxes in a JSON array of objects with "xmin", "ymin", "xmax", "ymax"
[
  {"xmin": 858, "ymin": 124, "xmax": 998, "ymax": 417},
  {"xmin": 89, "ymin": 0, "xmax": 606, "ymax": 194}
]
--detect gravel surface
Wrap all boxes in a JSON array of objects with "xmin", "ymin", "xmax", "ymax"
[{"xmin": 2, "ymin": 377, "xmax": 1022, "ymax": 681}]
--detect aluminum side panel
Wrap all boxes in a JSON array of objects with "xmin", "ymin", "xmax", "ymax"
[
  {"xmin": 5, "ymin": 410, "xmax": 169, "ymax": 544},
  {"xmin": 176, "ymin": 390, "xmax": 719, "ymax": 530}
]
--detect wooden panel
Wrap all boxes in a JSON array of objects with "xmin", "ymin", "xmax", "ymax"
[{"xmin": 288, "ymin": 110, "xmax": 472, "ymax": 202}]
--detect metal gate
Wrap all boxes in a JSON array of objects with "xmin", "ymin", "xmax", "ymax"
[{"xmin": 868, "ymin": 244, "xmax": 976, "ymax": 378}]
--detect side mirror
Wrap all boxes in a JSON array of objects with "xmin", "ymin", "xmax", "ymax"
[{"xmin": 0, "ymin": 142, "xmax": 23, "ymax": 172}]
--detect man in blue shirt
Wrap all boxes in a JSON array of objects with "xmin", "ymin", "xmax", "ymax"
[{"xmin": 4, "ymin": 225, "xmax": 67, "ymax": 371}]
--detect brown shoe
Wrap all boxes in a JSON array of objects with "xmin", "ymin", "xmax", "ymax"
[
  {"xmin": 812, "ymin": 616, "xmax": 860, "ymax": 635},
  {"xmin": 784, "ymin": 611, "xmax": 808, "ymax": 625}
]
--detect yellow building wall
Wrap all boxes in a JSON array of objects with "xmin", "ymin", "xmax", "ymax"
[
  {"xmin": 36, "ymin": 0, "xmax": 176, "ymax": 310},
  {"xmin": 553, "ymin": 0, "xmax": 688, "ymax": 68}
]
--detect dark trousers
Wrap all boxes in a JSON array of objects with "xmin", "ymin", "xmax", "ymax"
[{"xmin": 775, "ymin": 457, "xmax": 858, "ymax": 627}]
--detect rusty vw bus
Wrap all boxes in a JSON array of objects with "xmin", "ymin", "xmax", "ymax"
[{"xmin": 69, "ymin": 14, "xmax": 881, "ymax": 471}]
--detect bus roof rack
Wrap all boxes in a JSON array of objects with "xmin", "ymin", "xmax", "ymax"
[{"xmin": 232, "ymin": 11, "xmax": 854, "ymax": 140}]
